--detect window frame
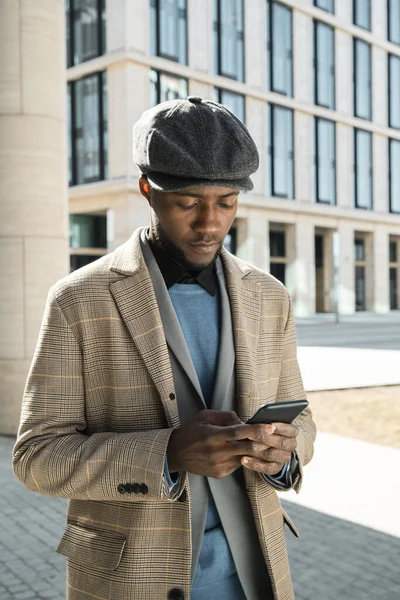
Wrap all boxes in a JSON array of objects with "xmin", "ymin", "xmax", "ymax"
[
  {"xmin": 389, "ymin": 138, "xmax": 400, "ymax": 214},
  {"xmin": 214, "ymin": 0, "xmax": 245, "ymax": 82},
  {"xmin": 313, "ymin": 0, "xmax": 335, "ymax": 14},
  {"xmin": 314, "ymin": 117, "xmax": 336, "ymax": 205},
  {"xmin": 150, "ymin": 0, "xmax": 188, "ymax": 65},
  {"xmin": 266, "ymin": 0, "xmax": 293, "ymax": 97},
  {"xmin": 313, "ymin": 20, "xmax": 335, "ymax": 110},
  {"xmin": 388, "ymin": 0, "xmax": 400, "ymax": 46},
  {"xmin": 68, "ymin": 71, "xmax": 107, "ymax": 187},
  {"xmin": 150, "ymin": 69, "xmax": 188, "ymax": 106},
  {"xmin": 353, "ymin": 0, "xmax": 371, "ymax": 31},
  {"xmin": 354, "ymin": 128, "xmax": 373, "ymax": 210},
  {"xmin": 213, "ymin": 87, "xmax": 246, "ymax": 122},
  {"xmin": 67, "ymin": 0, "xmax": 106, "ymax": 68},
  {"xmin": 267, "ymin": 104, "xmax": 295, "ymax": 200},
  {"xmin": 353, "ymin": 37, "xmax": 372, "ymax": 121},
  {"xmin": 388, "ymin": 54, "xmax": 400, "ymax": 130}
]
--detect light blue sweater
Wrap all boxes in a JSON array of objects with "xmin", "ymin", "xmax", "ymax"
[{"xmin": 168, "ymin": 282, "xmax": 246, "ymax": 600}]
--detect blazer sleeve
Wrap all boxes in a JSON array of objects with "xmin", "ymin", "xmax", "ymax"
[
  {"xmin": 12, "ymin": 289, "xmax": 187, "ymax": 503},
  {"xmin": 262, "ymin": 294, "xmax": 316, "ymax": 494}
]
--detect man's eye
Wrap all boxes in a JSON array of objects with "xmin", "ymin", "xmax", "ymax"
[
  {"xmin": 219, "ymin": 203, "xmax": 234, "ymax": 209},
  {"xmin": 178, "ymin": 204, "xmax": 196, "ymax": 210}
]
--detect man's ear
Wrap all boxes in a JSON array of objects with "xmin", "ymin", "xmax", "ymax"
[{"xmin": 139, "ymin": 177, "xmax": 152, "ymax": 205}]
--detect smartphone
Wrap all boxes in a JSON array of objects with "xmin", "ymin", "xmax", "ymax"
[{"xmin": 246, "ymin": 399, "xmax": 309, "ymax": 425}]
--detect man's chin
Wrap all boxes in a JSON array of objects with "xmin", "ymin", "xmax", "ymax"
[{"xmin": 184, "ymin": 245, "xmax": 222, "ymax": 271}]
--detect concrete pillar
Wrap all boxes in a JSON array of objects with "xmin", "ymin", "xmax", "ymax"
[
  {"xmin": 294, "ymin": 112, "xmax": 313, "ymax": 203},
  {"xmin": 373, "ymin": 47, "xmax": 388, "ymax": 129},
  {"xmin": 0, "ymin": 0, "xmax": 69, "ymax": 434},
  {"xmin": 239, "ymin": 214, "xmax": 268, "ymax": 271},
  {"xmin": 106, "ymin": 0, "xmax": 148, "ymax": 54},
  {"xmin": 337, "ymin": 221, "xmax": 355, "ymax": 314},
  {"xmin": 336, "ymin": 123, "xmax": 353, "ymax": 209},
  {"xmin": 293, "ymin": 10, "xmax": 312, "ymax": 106},
  {"xmin": 188, "ymin": 0, "xmax": 213, "ymax": 73},
  {"xmin": 246, "ymin": 97, "xmax": 266, "ymax": 195},
  {"xmin": 335, "ymin": 0, "xmax": 352, "ymax": 23},
  {"xmin": 373, "ymin": 227, "xmax": 390, "ymax": 313},
  {"xmin": 373, "ymin": 133, "xmax": 389, "ymax": 214},
  {"xmin": 286, "ymin": 218, "xmax": 315, "ymax": 317},
  {"xmin": 371, "ymin": 0, "xmax": 387, "ymax": 40},
  {"xmin": 110, "ymin": 192, "xmax": 150, "ymax": 249},
  {"xmin": 245, "ymin": 0, "xmax": 266, "ymax": 90},
  {"xmin": 335, "ymin": 30, "xmax": 352, "ymax": 118}
]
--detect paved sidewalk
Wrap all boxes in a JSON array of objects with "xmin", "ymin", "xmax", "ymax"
[{"xmin": 1, "ymin": 436, "xmax": 400, "ymax": 599}]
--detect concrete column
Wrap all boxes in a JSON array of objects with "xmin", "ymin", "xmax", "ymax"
[
  {"xmin": 373, "ymin": 133, "xmax": 389, "ymax": 213},
  {"xmin": 335, "ymin": 30, "xmax": 352, "ymax": 118},
  {"xmin": 286, "ymin": 218, "xmax": 315, "ymax": 317},
  {"xmin": 371, "ymin": 227, "xmax": 390, "ymax": 312},
  {"xmin": 108, "ymin": 62, "xmax": 149, "ymax": 180},
  {"xmin": 110, "ymin": 192, "xmax": 150, "ymax": 250},
  {"xmin": 372, "ymin": 47, "xmax": 388, "ymax": 129},
  {"xmin": 238, "ymin": 213, "xmax": 268, "ymax": 271},
  {"xmin": 335, "ymin": 0, "xmax": 352, "ymax": 23},
  {"xmin": 245, "ymin": 0, "xmax": 266, "ymax": 90},
  {"xmin": 188, "ymin": 0, "xmax": 213, "ymax": 72},
  {"xmin": 293, "ymin": 10, "xmax": 312, "ymax": 105},
  {"xmin": 295, "ymin": 112, "xmax": 313, "ymax": 203},
  {"xmin": 107, "ymin": 0, "xmax": 148, "ymax": 54},
  {"xmin": 337, "ymin": 221, "xmax": 355, "ymax": 315},
  {"xmin": 246, "ymin": 97, "xmax": 266, "ymax": 195},
  {"xmin": 371, "ymin": 0, "xmax": 387, "ymax": 40},
  {"xmin": 0, "ymin": 0, "xmax": 69, "ymax": 434},
  {"xmin": 336, "ymin": 123, "xmax": 353, "ymax": 210}
]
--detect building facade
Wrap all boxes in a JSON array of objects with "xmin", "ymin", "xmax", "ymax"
[{"xmin": 66, "ymin": 0, "xmax": 400, "ymax": 316}]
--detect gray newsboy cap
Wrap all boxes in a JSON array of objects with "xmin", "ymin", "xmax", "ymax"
[{"xmin": 132, "ymin": 96, "xmax": 259, "ymax": 192}]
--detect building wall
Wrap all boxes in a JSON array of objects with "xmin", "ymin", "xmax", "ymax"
[{"xmin": 67, "ymin": 0, "xmax": 400, "ymax": 317}]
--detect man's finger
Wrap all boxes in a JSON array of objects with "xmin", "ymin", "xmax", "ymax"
[{"xmin": 241, "ymin": 457, "xmax": 284, "ymax": 476}]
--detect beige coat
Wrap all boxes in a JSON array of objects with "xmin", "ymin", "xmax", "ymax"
[{"xmin": 13, "ymin": 228, "xmax": 316, "ymax": 600}]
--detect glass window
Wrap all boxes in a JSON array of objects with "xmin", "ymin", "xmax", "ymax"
[
  {"xmin": 355, "ymin": 265, "xmax": 366, "ymax": 310},
  {"xmin": 388, "ymin": 0, "xmax": 400, "ymax": 45},
  {"xmin": 314, "ymin": 0, "xmax": 334, "ymax": 14},
  {"xmin": 69, "ymin": 215, "xmax": 107, "ymax": 248},
  {"xmin": 390, "ymin": 240, "xmax": 397, "ymax": 262},
  {"xmin": 314, "ymin": 118, "xmax": 336, "ymax": 205},
  {"xmin": 266, "ymin": 1, "xmax": 293, "ymax": 97},
  {"xmin": 214, "ymin": 0, "xmax": 244, "ymax": 82},
  {"xmin": 390, "ymin": 267, "xmax": 398, "ymax": 309},
  {"xmin": 354, "ymin": 129, "xmax": 373, "ymax": 210},
  {"xmin": 68, "ymin": 71, "xmax": 108, "ymax": 186},
  {"xmin": 150, "ymin": 70, "xmax": 188, "ymax": 106},
  {"xmin": 314, "ymin": 21, "xmax": 335, "ymax": 110},
  {"xmin": 267, "ymin": 105, "xmax": 294, "ymax": 200},
  {"xmin": 390, "ymin": 139, "xmax": 400, "ymax": 213},
  {"xmin": 150, "ymin": 0, "xmax": 187, "ymax": 64},
  {"xmin": 389, "ymin": 55, "xmax": 400, "ymax": 129},
  {"xmin": 70, "ymin": 254, "xmax": 104, "ymax": 272},
  {"xmin": 66, "ymin": 0, "xmax": 106, "ymax": 67},
  {"xmin": 354, "ymin": 39, "xmax": 372, "ymax": 120},
  {"xmin": 270, "ymin": 263, "xmax": 286, "ymax": 285},
  {"xmin": 353, "ymin": 0, "xmax": 371, "ymax": 30},
  {"xmin": 213, "ymin": 88, "xmax": 245, "ymax": 122},
  {"xmin": 269, "ymin": 231, "xmax": 285, "ymax": 257},
  {"xmin": 355, "ymin": 238, "xmax": 365, "ymax": 261}
]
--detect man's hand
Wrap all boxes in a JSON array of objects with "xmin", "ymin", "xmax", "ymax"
[
  {"xmin": 166, "ymin": 410, "xmax": 299, "ymax": 479},
  {"xmin": 236, "ymin": 422, "xmax": 299, "ymax": 476}
]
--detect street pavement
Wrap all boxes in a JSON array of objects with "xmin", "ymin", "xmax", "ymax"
[
  {"xmin": 295, "ymin": 313, "xmax": 400, "ymax": 391},
  {"xmin": 1, "ymin": 435, "xmax": 400, "ymax": 600}
]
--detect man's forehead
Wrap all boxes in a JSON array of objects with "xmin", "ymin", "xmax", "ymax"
[{"xmin": 169, "ymin": 186, "xmax": 240, "ymax": 198}]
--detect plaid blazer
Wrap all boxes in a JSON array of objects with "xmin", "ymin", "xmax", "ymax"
[{"xmin": 12, "ymin": 227, "xmax": 316, "ymax": 600}]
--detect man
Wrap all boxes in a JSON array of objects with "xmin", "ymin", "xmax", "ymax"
[{"xmin": 13, "ymin": 96, "xmax": 316, "ymax": 600}]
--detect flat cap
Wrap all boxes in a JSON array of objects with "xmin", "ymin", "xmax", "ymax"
[{"xmin": 132, "ymin": 96, "xmax": 259, "ymax": 192}]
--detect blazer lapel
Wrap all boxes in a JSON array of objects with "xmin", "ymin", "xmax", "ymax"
[
  {"xmin": 139, "ymin": 232, "xmax": 206, "ymax": 407},
  {"xmin": 210, "ymin": 257, "xmax": 235, "ymax": 412},
  {"xmin": 220, "ymin": 249, "xmax": 261, "ymax": 422},
  {"xmin": 108, "ymin": 229, "xmax": 180, "ymax": 429}
]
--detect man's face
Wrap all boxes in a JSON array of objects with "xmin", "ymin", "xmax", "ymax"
[{"xmin": 139, "ymin": 179, "xmax": 239, "ymax": 271}]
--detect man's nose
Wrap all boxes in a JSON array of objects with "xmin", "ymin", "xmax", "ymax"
[{"xmin": 193, "ymin": 205, "xmax": 220, "ymax": 234}]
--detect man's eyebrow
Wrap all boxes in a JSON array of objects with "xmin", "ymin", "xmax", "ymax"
[{"xmin": 173, "ymin": 191, "xmax": 239, "ymax": 199}]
